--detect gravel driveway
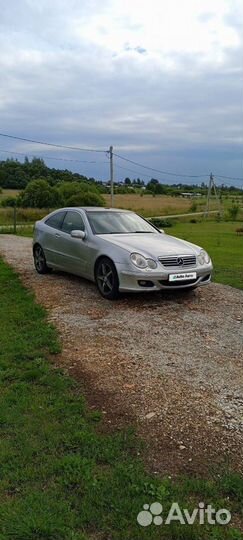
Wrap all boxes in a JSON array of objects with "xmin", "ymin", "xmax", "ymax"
[{"xmin": 1, "ymin": 234, "xmax": 243, "ymax": 475}]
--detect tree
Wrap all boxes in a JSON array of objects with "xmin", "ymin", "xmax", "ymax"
[
  {"xmin": 57, "ymin": 181, "xmax": 105, "ymax": 207},
  {"xmin": 124, "ymin": 177, "xmax": 131, "ymax": 185},
  {"xmin": 228, "ymin": 204, "xmax": 240, "ymax": 221},
  {"xmin": 147, "ymin": 179, "xmax": 166, "ymax": 195},
  {"xmin": 19, "ymin": 179, "xmax": 61, "ymax": 208},
  {"xmin": 0, "ymin": 157, "xmax": 92, "ymax": 189},
  {"xmin": 25, "ymin": 157, "xmax": 48, "ymax": 179},
  {"xmin": 1, "ymin": 196, "xmax": 18, "ymax": 208},
  {"xmin": 66, "ymin": 191, "xmax": 104, "ymax": 207},
  {"xmin": 58, "ymin": 181, "xmax": 84, "ymax": 203}
]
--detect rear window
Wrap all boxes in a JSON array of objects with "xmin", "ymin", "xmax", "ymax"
[{"xmin": 45, "ymin": 211, "xmax": 66, "ymax": 230}]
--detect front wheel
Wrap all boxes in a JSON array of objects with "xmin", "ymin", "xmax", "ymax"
[
  {"xmin": 34, "ymin": 245, "xmax": 51, "ymax": 274},
  {"xmin": 95, "ymin": 257, "xmax": 119, "ymax": 300}
]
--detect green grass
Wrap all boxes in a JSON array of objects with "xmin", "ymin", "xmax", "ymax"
[
  {"xmin": 1, "ymin": 262, "xmax": 243, "ymax": 538},
  {"xmin": 170, "ymin": 220, "xmax": 243, "ymax": 290},
  {"xmin": 0, "ymin": 189, "xmax": 20, "ymax": 202}
]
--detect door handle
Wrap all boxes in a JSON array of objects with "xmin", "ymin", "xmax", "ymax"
[{"xmin": 55, "ymin": 233, "xmax": 61, "ymax": 238}]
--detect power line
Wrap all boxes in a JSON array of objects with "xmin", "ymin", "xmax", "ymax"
[
  {"xmin": 0, "ymin": 132, "xmax": 242, "ymax": 182},
  {"xmin": 115, "ymin": 163, "xmax": 158, "ymax": 179},
  {"xmin": 0, "ymin": 147, "xmax": 107, "ymax": 165},
  {"xmin": 115, "ymin": 162, "xmax": 239, "ymax": 187},
  {"xmin": 108, "ymin": 154, "xmax": 180, "ymax": 183},
  {"xmin": 0, "ymin": 133, "xmax": 107, "ymax": 153},
  {"xmin": 114, "ymin": 152, "xmax": 243, "ymax": 183},
  {"xmin": 113, "ymin": 152, "xmax": 207, "ymax": 178},
  {"xmin": 214, "ymin": 176, "xmax": 243, "ymax": 188},
  {"xmin": 214, "ymin": 174, "xmax": 243, "ymax": 182}
]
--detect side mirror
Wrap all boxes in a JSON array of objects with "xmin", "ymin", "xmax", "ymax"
[{"xmin": 71, "ymin": 229, "xmax": 86, "ymax": 240}]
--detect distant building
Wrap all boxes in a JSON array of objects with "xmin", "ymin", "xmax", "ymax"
[{"xmin": 181, "ymin": 192, "xmax": 202, "ymax": 198}]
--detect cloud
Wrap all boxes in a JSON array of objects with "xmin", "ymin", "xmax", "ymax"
[
  {"xmin": 0, "ymin": 0, "xmax": 242, "ymax": 183},
  {"xmin": 124, "ymin": 44, "xmax": 147, "ymax": 54}
]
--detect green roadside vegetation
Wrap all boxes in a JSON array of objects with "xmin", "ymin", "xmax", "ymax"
[
  {"xmin": 0, "ymin": 259, "xmax": 243, "ymax": 539},
  {"xmin": 170, "ymin": 221, "xmax": 243, "ymax": 290}
]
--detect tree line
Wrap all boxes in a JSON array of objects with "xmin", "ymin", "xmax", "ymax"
[
  {"xmin": 0, "ymin": 157, "xmax": 99, "ymax": 189},
  {"xmin": 0, "ymin": 157, "xmax": 242, "ymax": 209},
  {"xmin": 0, "ymin": 158, "xmax": 106, "ymax": 208}
]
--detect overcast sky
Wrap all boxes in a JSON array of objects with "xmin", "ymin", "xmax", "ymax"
[{"xmin": 0, "ymin": 0, "xmax": 242, "ymax": 185}]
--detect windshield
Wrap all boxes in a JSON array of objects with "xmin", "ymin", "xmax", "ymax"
[{"xmin": 86, "ymin": 211, "xmax": 158, "ymax": 235}]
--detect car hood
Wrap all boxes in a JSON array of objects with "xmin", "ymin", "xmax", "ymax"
[{"xmin": 99, "ymin": 233, "xmax": 201, "ymax": 257}]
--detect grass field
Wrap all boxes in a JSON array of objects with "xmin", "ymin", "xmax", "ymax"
[
  {"xmin": 104, "ymin": 194, "xmax": 243, "ymax": 218},
  {"xmin": 104, "ymin": 194, "xmax": 206, "ymax": 217},
  {"xmin": 0, "ymin": 189, "xmax": 20, "ymax": 202},
  {"xmin": 1, "ymin": 258, "xmax": 243, "ymax": 539},
  {"xmin": 0, "ymin": 207, "xmax": 47, "ymax": 226},
  {"xmin": 170, "ymin": 221, "xmax": 243, "ymax": 290}
]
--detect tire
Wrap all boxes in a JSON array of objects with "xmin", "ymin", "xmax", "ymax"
[
  {"xmin": 33, "ymin": 245, "xmax": 51, "ymax": 274},
  {"xmin": 95, "ymin": 257, "xmax": 119, "ymax": 300}
]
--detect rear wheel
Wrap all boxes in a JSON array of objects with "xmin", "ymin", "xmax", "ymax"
[
  {"xmin": 34, "ymin": 245, "xmax": 51, "ymax": 274},
  {"xmin": 95, "ymin": 257, "xmax": 119, "ymax": 300}
]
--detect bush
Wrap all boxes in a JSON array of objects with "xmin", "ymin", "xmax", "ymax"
[
  {"xmin": 228, "ymin": 204, "xmax": 240, "ymax": 221},
  {"xmin": 16, "ymin": 179, "xmax": 105, "ymax": 209},
  {"xmin": 57, "ymin": 181, "xmax": 105, "ymax": 207},
  {"xmin": 1, "ymin": 196, "xmax": 18, "ymax": 208},
  {"xmin": 150, "ymin": 218, "xmax": 172, "ymax": 228},
  {"xmin": 19, "ymin": 179, "xmax": 62, "ymax": 208},
  {"xmin": 190, "ymin": 201, "xmax": 198, "ymax": 212},
  {"xmin": 190, "ymin": 218, "xmax": 197, "ymax": 223},
  {"xmin": 66, "ymin": 191, "xmax": 105, "ymax": 207}
]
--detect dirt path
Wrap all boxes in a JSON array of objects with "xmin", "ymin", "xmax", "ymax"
[{"xmin": 1, "ymin": 234, "xmax": 243, "ymax": 476}]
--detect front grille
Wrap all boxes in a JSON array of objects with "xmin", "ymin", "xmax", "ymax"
[{"xmin": 158, "ymin": 255, "xmax": 196, "ymax": 268}]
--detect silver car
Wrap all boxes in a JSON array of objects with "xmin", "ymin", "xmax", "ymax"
[{"xmin": 33, "ymin": 207, "xmax": 213, "ymax": 299}]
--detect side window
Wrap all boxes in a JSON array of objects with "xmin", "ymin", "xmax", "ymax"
[
  {"xmin": 45, "ymin": 211, "xmax": 66, "ymax": 230},
  {"xmin": 61, "ymin": 211, "xmax": 85, "ymax": 234}
]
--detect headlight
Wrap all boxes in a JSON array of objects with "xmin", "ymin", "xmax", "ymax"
[
  {"xmin": 147, "ymin": 258, "xmax": 158, "ymax": 269},
  {"xmin": 198, "ymin": 250, "xmax": 210, "ymax": 265},
  {"xmin": 130, "ymin": 253, "xmax": 147, "ymax": 268},
  {"xmin": 130, "ymin": 253, "xmax": 158, "ymax": 269}
]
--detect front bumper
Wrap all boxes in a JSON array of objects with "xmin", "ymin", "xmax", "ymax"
[{"xmin": 116, "ymin": 263, "xmax": 213, "ymax": 292}]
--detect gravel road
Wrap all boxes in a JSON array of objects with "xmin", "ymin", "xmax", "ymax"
[{"xmin": 1, "ymin": 234, "xmax": 243, "ymax": 475}]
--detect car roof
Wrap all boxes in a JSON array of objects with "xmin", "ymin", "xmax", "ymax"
[
  {"xmin": 52, "ymin": 207, "xmax": 132, "ymax": 213},
  {"xmin": 84, "ymin": 207, "xmax": 131, "ymax": 213}
]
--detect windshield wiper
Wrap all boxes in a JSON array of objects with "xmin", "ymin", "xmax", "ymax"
[{"xmin": 97, "ymin": 231, "xmax": 155, "ymax": 235}]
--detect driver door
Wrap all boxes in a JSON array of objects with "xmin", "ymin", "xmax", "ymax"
[{"xmin": 57, "ymin": 210, "xmax": 88, "ymax": 275}]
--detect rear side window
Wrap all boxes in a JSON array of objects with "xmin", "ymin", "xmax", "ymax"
[
  {"xmin": 45, "ymin": 211, "xmax": 66, "ymax": 230},
  {"xmin": 61, "ymin": 211, "xmax": 85, "ymax": 234}
]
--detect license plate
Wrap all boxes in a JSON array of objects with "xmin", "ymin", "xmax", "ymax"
[{"xmin": 169, "ymin": 272, "xmax": 197, "ymax": 282}]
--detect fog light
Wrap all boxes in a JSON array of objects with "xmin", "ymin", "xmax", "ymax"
[{"xmin": 138, "ymin": 280, "xmax": 154, "ymax": 288}]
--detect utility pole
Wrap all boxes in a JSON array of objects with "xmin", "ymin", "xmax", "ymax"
[
  {"xmin": 204, "ymin": 173, "xmax": 213, "ymax": 217},
  {"xmin": 13, "ymin": 204, "xmax": 17, "ymax": 234},
  {"xmin": 109, "ymin": 145, "xmax": 114, "ymax": 207},
  {"xmin": 204, "ymin": 173, "xmax": 222, "ymax": 217}
]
